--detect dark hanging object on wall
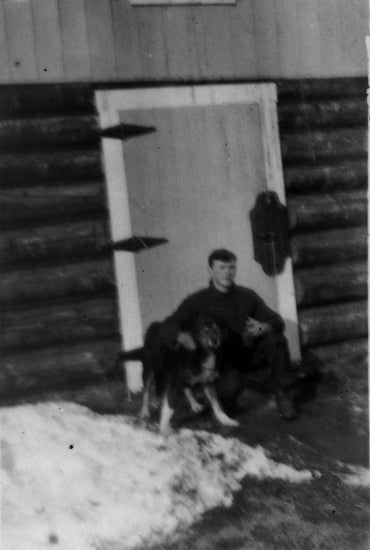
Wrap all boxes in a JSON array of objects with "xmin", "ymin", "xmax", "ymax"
[
  {"xmin": 100, "ymin": 123, "xmax": 156, "ymax": 140},
  {"xmin": 250, "ymin": 191, "xmax": 290, "ymax": 276},
  {"xmin": 109, "ymin": 236, "xmax": 168, "ymax": 253}
]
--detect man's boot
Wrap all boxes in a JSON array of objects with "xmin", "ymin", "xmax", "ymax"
[{"xmin": 275, "ymin": 389, "xmax": 298, "ymax": 420}]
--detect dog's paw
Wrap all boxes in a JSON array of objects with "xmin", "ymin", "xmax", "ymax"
[
  {"xmin": 217, "ymin": 414, "xmax": 239, "ymax": 427},
  {"xmin": 159, "ymin": 425, "xmax": 173, "ymax": 436},
  {"xmin": 191, "ymin": 401, "xmax": 204, "ymax": 414},
  {"xmin": 139, "ymin": 409, "xmax": 151, "ymax": 421}
]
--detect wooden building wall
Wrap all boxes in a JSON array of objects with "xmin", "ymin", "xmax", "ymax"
[
  {"xmin": 0, "ymin": 0, "xmax": 367, "ymax": 84},
  {"xmin": 0, "ymin": 78, "xmax": 367, "ymax": 403}
]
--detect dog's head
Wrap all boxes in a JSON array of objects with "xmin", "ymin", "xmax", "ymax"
[{"xmin": 193, "ymin": 316, "xmax": 223, "ymax": 351}]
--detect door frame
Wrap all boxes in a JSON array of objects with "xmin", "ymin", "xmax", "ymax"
[{"xmin": 95, "ymin": 83, "xmax": 301, "ymax": 392}]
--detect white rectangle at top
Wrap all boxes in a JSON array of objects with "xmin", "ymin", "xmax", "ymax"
[{"xmin": 130, "ymin": 0, "xmax": 235, "ymax": 5}]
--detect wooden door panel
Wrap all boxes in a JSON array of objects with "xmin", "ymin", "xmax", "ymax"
[{"xmin": 121, "ymin": 103, "xmax": 277, "ymax": 331}]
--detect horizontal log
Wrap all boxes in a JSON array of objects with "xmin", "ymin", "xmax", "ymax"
[
  {"xmin": 287, "ymin": 190, "xmax": 367, "ymax": 231},
  {"xmin": 0, "ymin": 116, "xmax": 99, "ymax": 149},
  {"xmin": 0, "ymin": 84, "xmax": 95, "ymax": 118},
  {"xmin": 298, "ymin": 301, "xmax": 368, "ymax": 347},
  {"xmin": 1, "ymin": 296, "xmax": 119, "ymax": 351},
  {"xmin": 294, "ymin": 261, "xmax": 367, "ymax": 307},
  {"xmin": 277, "ymin": 78, "xmax": 367, "ymax": 101},
  {"xmin": 0, "ymin": 148, "xmax": 102, "ymax": 185},
  {"xmin": 0, "ymin": 182, "xmax": 106, "ymax": 228},
  {"xmin": 291, "ymin": 226, "xmax": 367, "ymax": 267},
  {"xmin": 283, "ymin": 158, "xmax": 367, "ymax": 193},
  {"xmin": 0, "ymin": 338, "xmax": 121, "ymax": 398},
  {"xmin": 280, "ymin": 128, "xmax": 367, "ymax": 163},
  {"xmin": 0, "ymin": 219, "xmax": 110, "ymax": 268},
  {"xmin": 278, "ymin": 99, "xmax": 367, "ymax": 130},
  {"xmin": 0, "ymin": 259, "xmax": 115, "ymax": 306},
  {"xmin": 0, "ymin": 78, "xmax": 366, "ymax": 119}
]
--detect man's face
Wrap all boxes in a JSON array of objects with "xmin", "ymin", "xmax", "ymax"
[{"xmin": 209, "ymin": 260, "xmax": 237, "ymax": 291}]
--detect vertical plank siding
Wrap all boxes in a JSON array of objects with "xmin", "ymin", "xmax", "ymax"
[
  {"xmin": 3, "ymin": 0, "xmax": 37, "ymax": 81},
  {"xmin": 295, "ymin": 0, "xmax": 323, "ymax": 78},
  {"xmin": 135, "ymin": 8, "xmax": 169, "ymax": 78},
  {"xmin": 0, "ymin": 0, "xmax": 367, "ymax": 83},
  {"xmin": 197, "ymin": 5, "xmax": 235, "ymax": 78},
  {"xmin": 111, "ymin": 0, "xmax": 144, "ymax": 80},
  {"xmin": 59, "ymin": 0, "xmax": 90, "ymax": 80},
  {"xmin": 85, "ymin": 0, "xmax": 116, "ymax": 80},
  {"xmin": 274, "ymin": 0, "xmax": 300, "ymax": 78},
  {"xmin": 163, "ymin": 7, "xmax": 201, "ymax": 79},
  {"xmin": 317, "ymin": 0, "xmax": 344, "ymax": 76},
  {"xmin": 337, "ymin": 0, "xmax": 368, "ymax": 75},
  {"xmin": 31, "ymin": 0, "xmax": 64, "ymax": 80},
  {"xmin": 252, "ymin": 0, "xmax": 281, "ymax": 78},
  {"xmin": 227, "ymin": 1, "xmax": 257, "ymax": 77},
  {"xmin": 0, "ymin": 1, "xmax": 11, "ymax": 81}
]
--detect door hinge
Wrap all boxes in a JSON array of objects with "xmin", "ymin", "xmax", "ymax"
[
  {"xmin": 100, "ymin": 123, "xmax": 156, "ymax": 140},
  {"xmin": 108, "ymin": 236, "xmax": 168, "ymax": 253}
]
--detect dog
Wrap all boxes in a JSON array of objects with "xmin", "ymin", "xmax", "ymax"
[{"xmin": 140, "ymin": 315, "xmax": 239, "ymax": 433}]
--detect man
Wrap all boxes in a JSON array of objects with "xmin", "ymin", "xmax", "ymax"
[{"xmin": 160, "ymin": 248, "xmax": 297, "ymax": 420}]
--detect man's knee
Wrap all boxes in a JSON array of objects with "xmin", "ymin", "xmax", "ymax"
[
  {"xmin": 262, "ymin": 331, "xmax": 289, "ymax": 354},
  {"xmin": 253, "ymin": 331, "xmax": 291, "ymax": 377},
  {"xmin": 215, "ymin": 368, "xmax": 242, "ymax": 404}
]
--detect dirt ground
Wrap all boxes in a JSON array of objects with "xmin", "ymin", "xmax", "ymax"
[{"xmin": 136, "ymin": 365, "xmax": 370, "ymax": 550}]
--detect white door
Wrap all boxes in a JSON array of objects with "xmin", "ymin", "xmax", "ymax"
[{"xmin": 96, "ymin": 84, "xmax": 300, "ymax": 391}]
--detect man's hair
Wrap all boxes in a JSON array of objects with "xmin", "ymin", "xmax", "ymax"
[{"xmin": 208, "ymin": 249, "xmax": 237, "ymax": 267}]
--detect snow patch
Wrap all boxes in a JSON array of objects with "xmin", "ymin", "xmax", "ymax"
[
  {"xmin": 342, "ymin": 465, "xmax": 370, "ymax": 487},
  {"xmin": 1, "ymin": 402, "xmax": 312, "ymax": 550}
]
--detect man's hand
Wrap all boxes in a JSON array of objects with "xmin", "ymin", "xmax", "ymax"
[
  {"xmin": 177, "ymin": 331, "xmax": 196, "ymax": 351},
  {"xmin": 244, "ymin": 317, "xmax": 270, "ymax": 339}
]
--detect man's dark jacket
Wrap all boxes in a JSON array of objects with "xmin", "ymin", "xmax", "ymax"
[{"xmin": 160, "ymin": 282, "xmax": 284, "ymax": 348}]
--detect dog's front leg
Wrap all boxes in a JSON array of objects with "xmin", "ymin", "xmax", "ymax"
[
  {"xmin": 184, "ymin": 387, "xmax": 204, "ymax": 414},
  {"xmin": 159, "ymin": 392, "xmax": 174, "ymax": 434},
  {"xmin": 140, "ymin": 374, "xmax": 153, "ymax": 420},
  {"xmin": 204, "ymin": 385, "xmax": 239, "ymax": 427}
]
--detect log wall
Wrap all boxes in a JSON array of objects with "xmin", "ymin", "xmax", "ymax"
[
  {"xmin": 280, "ymin": 79, "xmax": 368, "ymax": 369},
  {"xmin": 0, "ymin": 77, "xmax": 367, "ymax": 401},
  {"xmin": 0, "ymin": 85, "xmax": 120, "ymax": 399},
  {"xmin": 0, "ymin": 0, "xmax": 367, "ymax": 84}
]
